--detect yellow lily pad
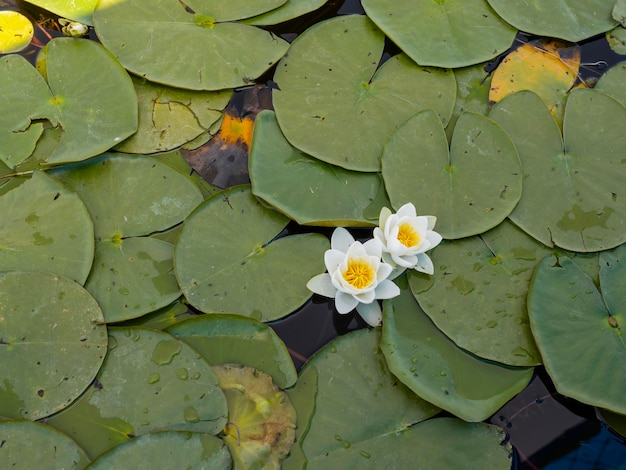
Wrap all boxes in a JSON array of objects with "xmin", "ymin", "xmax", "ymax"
[
  {"xmin": 489, "ymin": 39, "xmax": 582, "ymax": 125},
  {"xmin": 0, "ymin": 11, "xmax": 33, "ymax": 54}
]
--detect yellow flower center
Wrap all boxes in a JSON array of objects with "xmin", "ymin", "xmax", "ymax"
[
  {"xmin": 397, "ymin": 222, "xmax": 420, "ymax": 247},
  {"xmin": 342, "ymin": 258, "xmax": 375, "ymax": 289}
]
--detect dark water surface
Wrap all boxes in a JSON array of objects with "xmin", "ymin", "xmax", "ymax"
[{"xmin": 4, "ymin": 0, "xmax": 626, "ymax": 468}]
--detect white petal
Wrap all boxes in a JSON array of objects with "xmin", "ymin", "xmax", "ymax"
[
  {"xmin": 335, "ymin": 290, "xmax": 359, "ymax": 314},
  {"xmin": 331, "ymin": 227, "xmax": 354, "ymax": 253},
  {"xmin": 426, "ymin": 230, "xmax": 443, "ymax": 250},
  {"xmin": 384, "ymin": 214, "xmax": 399, "ymax": 240},
  {"xmin": 346, "ymin": 241, "xmax": 368, "ymax": 259},
  {"xmin": 356, "ymin": 301, "xmax": 382, "ymax": 327},
  {"xmin": 306, "ymin": 274, "xmax": 337, "ymax": 298},
  {"xmin": 373, "ymin": 227, "xmax": 386, "ymax": 245},
  {"xmin": 376, "ymin": 262, "xmax": 393, "ymax": 282},
  {"xmin": 426, "ymin": 215, "xmax": 437, "ymax": 231},
  {"xmin": 392, "ymin": 253, "xmax": 416, "ymax": 268},
  {"xmin": 363, "ymin": 237, "xmax": 382, "ymax": 257},
  {"xmin": 374, "ymin": 279, "xmax": 401, "ymax": 299},
  {"xmin": 396, "ymin": 202, "xmax": 417, "ymax": 218},
  {"xmin": 324, "ymin": 249, "xmax": 346, "ymax": 274},
  {"xmin": 414, "ymin": 216, "xmax": 428, "ymax": 232},
  {"xmin": 414, "ymin": 253, "xmax": 434, "ymax": 275},
  {"xmin": 355, "ymin": 289, "xmax": 376, "ymax": 304},
  {"xmin": 378, "ymin": 207, "xmax": 392, "ymax": 229}
]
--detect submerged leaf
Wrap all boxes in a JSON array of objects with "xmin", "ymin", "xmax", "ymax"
[{"xmin": 213, "ymin": 364, "xmax": 297, "ymax": 469}]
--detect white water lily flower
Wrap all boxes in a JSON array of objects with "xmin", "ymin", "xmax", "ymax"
[
  {"xmin": 306, "ymin": 227, "xmax": 400, "ymax": 327},
  {"xmin": 373, "ymin": 203, "xmax": 442, "ymax": 275}
]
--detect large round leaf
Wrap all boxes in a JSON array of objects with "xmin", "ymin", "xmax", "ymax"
[
  {"xmin": 174, "ymin": 186, "xmax": 328, "ymax": 320},
  {"xmin": 51, "ymin": 154, "xmax": 202, "ymax": 239},
  {"xmin": 489, "ymin": 89, "xmax": 626, "ymax": 252},
  {"xmin": 382, "ymin": 278, "xmax": 533, "ymax": 422},
  {"xmin": 382, "ymin": 110, "xmax": 522, "ymax": 239},
  {"xmin": 115, "ymin": 77, "xmax": 231, "ymax": 154},
  {"xmin": 93, "ymin": 0, "xmax": 289, "ymax": 90},
  {"xmin": 595, "ymin": 60, "xmax": 626, "ymax": 106},
  {"xmin": 408, "ymin": 220, "xmax": 546, "ymax": 366},
  {"xmin": 22, "ymin": 0, "xmax": 98, "ymax": 25},
  {"xmin": 0, "ymin": 420, "xmax": 90, "ymax": 469},
  {"xmin": 46, "ymin": 327, "xmax": 228, "ymax": 458},
  {"xmin": 362, "ymin": 0, "xmax": 517, "ymax": 68},
  {"xmin": 0, "ymin": 55, "xmax": 59, "ymax": 168},
  {"xmin": 41, "ymin": 38, "xmax": 138, "ymax": 165},
  {"xmin": 87, "ymin": 431, "xmax": 231, "ymax": 469},
  {"xmin": 272, "ymin": 15, "xmax": 456, "ymax": 172},
  {"xmin": 85, "ymin": 238, "xmax": 181, "ymax": 322},
  {"xmin": 249, "ymin": 110, "xmax": 390, "ymax": 226},
  {"xmin": 486, "ymin": 0, "xmax": 617, "ymax": 42},
  {"xmin": 528, "ymin": 253, "xmax": 626, "ymax": 414},
  {"xmin": 167, "ymin": 314, "xmax": 297, "ymax": 389},
  {"xmin": 291, "ymin": 328, "xmax": 440, "ymax": 467},
  {"xmin": 0, "ymin": 271, "xmax": 107, "ymax": 420},
  {"xmin": 0, "ymin": 171, "xmax": 94, "ymax": 285}
]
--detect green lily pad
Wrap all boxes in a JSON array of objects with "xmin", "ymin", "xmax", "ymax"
[
  {"xmin": 305, "ymin": 416, "xmax": 512, "ymax": 469},
  {"xmin": 213, "ymin": 364, "xmax": 296, "ymax": 469},
  {"xmin": 46, "ymin": 327, "xmax": 228, "ymax": 458},
  {"xmin": 93, "ymin": 0, "xmax": 289, "ymax": 90},
  {"xmin": 167, "ymin": 314, "xmax": 297, "ymax": 389},
  {"xmin": 291, "ymin": 328, "xmax": 440, "ymax": 467},
  {"xmin": 272, "ymin": 15, "xmax": 456, "ymax": 172},
  {"xmin": 87, "ymin": 431, "xmax": 231, "ymax": 469},
  {"xmin": 486, "ymin": 0, "xmax": 617, "ymax": 42},
  {"xmin": 40, "ymin": 38, "xmax": 137, "ymax": 165},
  {"xmin": 615, "ymin": 0, "xmax": 626, "ymax": 25},
  {"xmin": 446, "ymin": 62, "xmax": 493, "ymax": 140},
  {"xmin": 595, "ymin": 60, "xmax": 626, "ymax": 106},
  {"xmin": 0, "ymin": 420, "xmax": 90, "ymax": 469},
  {"xmin": 115, "ymin": 77, "xmax": 231, "ymax": 154},
  {"xmin": 244, "ymin": 0, "xmax": 327, "ymax": 26},
  {"xmin": 174, "ymin": 186, "xmax": 328, "ymax": 320},
  {"xmin": 382, "ymin": 109, "xmax": 522, "ymax": 239},
  {"xmin": 249, "ymin": 110, "xmax": 390, "ymax": 226},
  {"xmin": 0, "ymin": 271, "xmax": 107, "ymax": 420},
  {"xmin": 85, "ymin": 238, "xmax": 181, "ymax": 322},
  {"xmin": 0, "ymin": 171, "xmax": 94, "ymax": 285},
  {"xmin": 489, "ymin": 89, "xmax": 626, "ymax": 252},
  {"xmin": 408, "ymin": 220, "xmax": 546, "ymax": 366},
  {"xmin": 599, "ymin": 408, "xmax": 626, "ymax": 439},
  {"xmin": 382, "ymin": 278, "xmax": 533, "ymax": 422},
  {"xmin": 119, "ymin": 299, "xmax": 195, "ymax": 330},
  {"xmin": 607, "ymin": 26, "xmax": 626, "ymax": 54},
  {"xmin": 362, "ymin": 0, "xmax": 517, "ymax": 68},
  {"xmin": 527, "ymin": 252, "xmax": 626, "ymax": 414},
  {"xmin": 0, "ymin": 55, "xmax": 59, "ymax": 169},
  {"xmin": 23, "ymin": 0, "xmax": 97, "ymax": 25},
  {"xmin": 51, "ymin": 154, "xmax": 202, "ymax": 239},
  {"xmin": 0, "ymin": 11, "xmax": 34, "ymax": 54}
]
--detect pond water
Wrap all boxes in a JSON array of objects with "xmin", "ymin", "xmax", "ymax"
[{"xmin": 3, "ymin": 0, "xmax": 626, "ymax": 468}]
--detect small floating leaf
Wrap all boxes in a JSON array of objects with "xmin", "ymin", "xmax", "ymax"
[
  {"xmin": 0, "ymin": 11, "xmax": 34, "ymax": 54},
  {"xmin": 0, "ymin": 271, "xmax": 107, "ymax": 420},
  {"xmin": 174, "ymin": 186, "xmax": 328, "ymax": 320},
  {"xmin": 0, "ymin": 420, "xmax": 89, "ymax": 469}
]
